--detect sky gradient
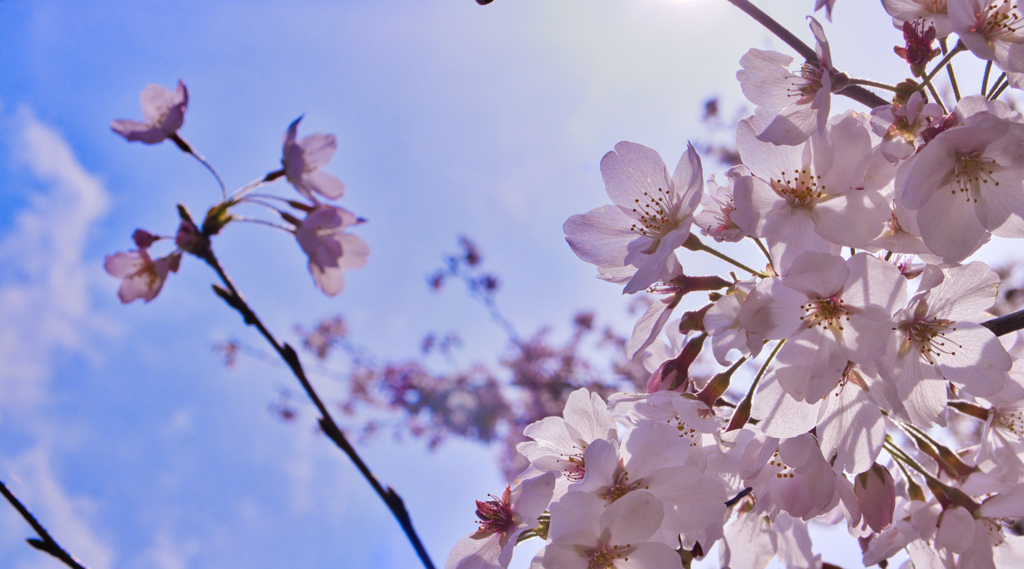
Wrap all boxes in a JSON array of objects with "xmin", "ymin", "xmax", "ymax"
[{"xmin": 0, "ymin": 1, "xmax": 1015, "ymax": 568}]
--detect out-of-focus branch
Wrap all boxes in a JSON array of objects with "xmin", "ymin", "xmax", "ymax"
[
  {"xmin": 194, "ymin": 244, "xmax": 436, "ymax": 569},
  {"xmin": 983, "ymin": 309, "xmax": 1024, "ymax": 337},
  {"xmin": 0, "ymin": 478, "xmax": 90, "ymax": 569}
]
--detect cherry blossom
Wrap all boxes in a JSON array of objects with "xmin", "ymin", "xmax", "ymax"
[
  {"xmin": 564, "ymin": 142, "xmax": 703, "ymax": 294},
  {"xmin": 446, "ymin": 472, "xmax": 556, "ymax": 569},
  {"xmin": 111, "ymin": 80, "xmax": 189, "ymax": 144},
  {"xmin": 733, "ymin": 112, "xmax": 888, "ymax": 272},
  {"xmin": 104, "ymin": 247, "xmax": 181, "ymax": 304},
  {"xmin": 882, "ymin": 0, "xmax": 951, "ymax": 38},
  {"xmin": 517, "ymin": 389, "xmax": 618, "ymax": 499},
  {"xmin": 740, "ymin": 252, "xmax": 906, "ymax": 403},
  {"xmin": 951, "ymin": 0, "xmax": 1024, "ymax": 73},
  {"xmin": 294, "ymin": 205, "xmax": 369, "ymax": 296},
  {"xmin": 899, "ymin": 106, "xmax": 1024, "ymax": 263},
  {"xmin": 282, "ymin": 116, "xmax": 347, "ymax": 201},
  {"xmin": 541, "ymin": 490, "xmax": 682, "ymax": 569},
  {"xmin": 877, "ymin": 262, "xmax": 1010, "ymax": 425},
  {"xmin": 736, "ymin": 18, "xmax": 846, "ymax": 146},
  {"xmin": 693, "ymin": 168, "xmax": 746, "ymax": 243}
]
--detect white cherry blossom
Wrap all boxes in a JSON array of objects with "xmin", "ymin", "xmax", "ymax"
[{"xmin": 564, "ymin": 142, "xmax": 703, "ymax": 294}]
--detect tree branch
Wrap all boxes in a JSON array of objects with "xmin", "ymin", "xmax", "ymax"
[
  {"xmin": 724, "ymin": 0, "xmax": 889, "ymax": 109},
  {"xmin": 0, "ymin": 477, "xmax": 90, "ymax": 569},
  {"xmin": 982, "ymin": 309, "xmax": 1024, "ymax": 337},
  {"xmin": 200, "ymin": 250, "xmax": 437, "ymax": 569}
]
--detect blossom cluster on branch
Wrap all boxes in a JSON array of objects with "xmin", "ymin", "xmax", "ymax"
[
  {"xmin": 104, "ymin": 82, "xmax": 368, "ymax": 300},
  {"xmin": 447, "ymin": 1, "xmax": 1024, "ymax": 568}
]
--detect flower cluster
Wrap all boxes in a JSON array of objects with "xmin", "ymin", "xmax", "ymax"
[
  {"xmin": 450, "ymin": 2, "xmax": 1024, "ymax": 568},
  {"xmin": 105, "ymin": 82, "xmax": 368, "ymax": 300}
]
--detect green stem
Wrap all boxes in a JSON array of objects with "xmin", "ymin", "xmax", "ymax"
[
  {"xmin": 982, "ymin": 60, "xmax": 993, "ymax": 97},
  {"xmin": 684, "ymin": 234, "xmax": 767, "ymax": 277},
  {"xmin": 726, "ymin": 339, "xmax": 784, "ymax": 431},
  {"xmin": 847, "ymin": 78, "xmax": 898, "ymax": 92},
  {"xmin": 991, "ymin": 78, "xmax": 1012, "ymax": 101},
  {"xmin": 926, "ymin": 81, "xmax": 947, "ymax": 115},
  {"xmin": 917, "ymin": 41, "xmax": 967, "ymax": 96},
  {"xmin": 939, "ymin": 38, "xmax": 961, "ymax": 102}
]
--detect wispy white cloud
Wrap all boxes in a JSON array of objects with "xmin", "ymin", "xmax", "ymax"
[
  {"xmin": 0, "ymin": 107, "xmax": 114, "ymax": 411},
  {"xmin": 4, "ymin": 445, "xmax": 115, "ymax": 569},
  {"xmin": 0, "ymin": 108, "xmax": 116, "ymax": 568}
]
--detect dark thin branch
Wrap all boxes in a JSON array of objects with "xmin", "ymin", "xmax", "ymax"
[
  {"xmin": 0, "ymin": 478, "xmax": 90, "ymax": 569},
  {"xmin": 199, "ymin": 250, "xmax": 436, "ymax": 569},
  {"xmin": 982, "ymin": 309, "xmax": 1024, "ymax": 337},
  {"xmin": 725, "ymin": 487, "xmax": 753, "ymax": 508},
  {"xmin": 725, "ymin": 0, "xmax": 816, "ymax": 63},
  {"xmin": 724, "ymin": 0, "xmax": 888, "ymax": 109}
]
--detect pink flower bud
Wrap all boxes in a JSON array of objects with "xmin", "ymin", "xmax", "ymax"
[{"xmin": 855, "ymin": 463, "xmax": 896, "ymax": 533}]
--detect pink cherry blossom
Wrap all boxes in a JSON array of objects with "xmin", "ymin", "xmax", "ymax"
[
  {"xmin": 446, "ymin": 472, "xmax": 556, "ymax": 569},
  {"xmin": 854, "ymin": 463, "xmax": 897, "ymax": 533},
  {"xmin": 541, "ymin": 490, "xmax": 682, "ymax": 569},
  {"xmin": 882, "ymin": 0, "xmax": 951, "ymax": 38},
  {"xmin": 740, "ymin": 252, "xmax": 906, "ymax": 403},
  {"xmin": 899, "ymin": 107, "xmax": 1024, "ymax": 263},
  {"xmin": 282, "ymin": 117, "xmax": 346, "ymax": 201},
  {"xmin": 111, "ymin": 80, "xmax": 189, "ymax": 144},
  {"xmin": 104, "ymin": 248, "xmax": 181, "ymax": 303},
  {"xmin": 564, "ymin": 142, "xmax": 703, "ymax": 295},
  {"xmin": 294, "ymin": 205, "xmax": 369, "ymax": 296},
  {"xmin": 736, "ymin": 18, "xmax": 846, "ymax": 146},
  {"xmin": 877, "ymin": 262, "xmax": 1010, "ymax": 425},
  {"xmin": 694, "ymin": 168, "xmax": 747, "ymax": 243},
  {"xmin": 733, "ymin": 112, "xmax": 888, "ymax": 273},
  {"xmin": 951, "ymin": 0, "xmax": 1024, "ymax": 73},
  {"xmin": 740, "ymin": 430, "xmax": 838, "ymax": 521},
  {"xmin": 517, "ymin": 388, "xmax": 618, "ymax": 499}
]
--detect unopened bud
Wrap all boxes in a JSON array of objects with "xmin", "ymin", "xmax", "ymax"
[{"xmin": 855, "ymin": 463, "xmax": 896, "ymax": 533}]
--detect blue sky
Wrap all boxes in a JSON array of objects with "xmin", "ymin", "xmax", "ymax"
[{"xmin": 0, "ymin": 1, "xmax": 1015, "ymax": 568}]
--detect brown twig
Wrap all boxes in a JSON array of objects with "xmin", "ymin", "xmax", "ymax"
[
  {"xmin": 0, "ymin": 477, "xmax": 90, "ymax": 569},
  {"xmin": 196, "ymin": 248, "xmax": 436, "ymax": 569}
]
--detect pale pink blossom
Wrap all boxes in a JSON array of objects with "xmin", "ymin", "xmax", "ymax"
[
  {"xmin": 517, "ymin": 389, "xmax": 618, "ymax": 499},
  {"xmin": 883, "ymin": 0, "xmax": 950, "ymax": 38},
  {"xmin": 446, "ymin": 472, "xmax": 556, "ymax": 569},
  {"xmin": 104, "ymin": 248, "xmax": 181, "ymax": 303},
  {"xmin": 951, "ymin": 0, "xmax": 1024, "ymax": 73},
  {"xmin": 877, "ymin": 262, "xmax": 1010, "ymax": 425},
  {"xmin": 899, "ymin": 107, "xmax": 1024, "ymax": 263},
  {"xmin": 111, "ymin": 81, "xmax": 189, "ymax": 144},
  {"xmin": 752, "ymin": 366, "xmax": 885, "ymax": 474},
  {"xmin": 694, "ymin": 168, "xmax": 747, "ymax": 243},
  {"xmin": 282, "ymin": 117, "xmax": 346, "ymax": 201},
  {"xmin": 740, "ymin": 430, "xmax": 838, "ymax": 521},
  {"xmin": 736, "ymin": 18, "xmax": 846, "ymax": 146},
  {"xmin": 564, "ymin": 142, "xmax": 703, "ymax": 294},
  {"xmin": 571, "ymin": 422, "xmax": 727, "ymax": 546},
  {"xmin": 733, "ymin": 113, "xmax": 888, "ymax": 273},
  {"xmin": 541, "ymin": 490, "xmax": 682, "ymax": 569},
  {"xmin": 703, "ymin": 278, "xmax": 764, "ymax": 366},
  {"xmin": 740, "ymin": 252, "xmax": 906, "ymax": 403},
  {"xmin": 869, "ymin": 91, "xmax": 944, "ymax": 163},
  {"xmin": 854, "ymin": 463, "xmax": 897, "ymax": 533},
  {"xmin": 294, "ymin": 205, "xmax": 369, "ymax": 296},
  {"xmin": 720, "ymin": 510, "xmax": 820, "ymax": 569}
]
